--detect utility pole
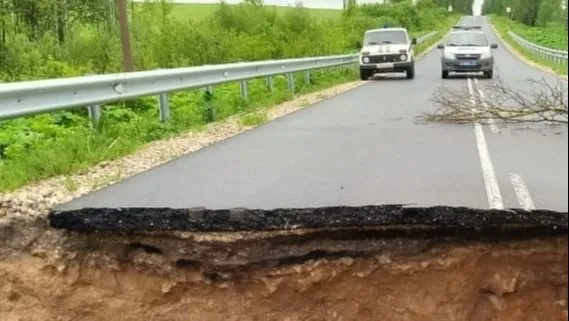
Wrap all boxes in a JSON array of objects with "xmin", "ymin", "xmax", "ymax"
[{"xmin": 118, "ymin": 0, "xmax": 134, "ymax": 72}]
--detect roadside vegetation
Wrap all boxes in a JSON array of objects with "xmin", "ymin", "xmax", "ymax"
[
  {"xmin": 0, "ymin": 0, "xmax": 458, "ymax": 191},
  {"xmin": 484, "ymin": 0, "xmax": 568, "ymax": 74},
  {"xmin": 167, "ymin": 2, "xmax": 343, "ymax": 21}
]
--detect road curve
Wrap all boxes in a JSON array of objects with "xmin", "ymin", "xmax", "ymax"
[{"xmin": 57, "ymin": 16, "xmax": 568, "ymax": 212}]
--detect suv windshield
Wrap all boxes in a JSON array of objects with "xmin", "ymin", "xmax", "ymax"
[
  {"xmin": 364, "ymin": 30, "xmax": 407, "ymax": 45},
  {"xmin": 446, "ymin": 32, "xmax": 489, "ymax": 47}
]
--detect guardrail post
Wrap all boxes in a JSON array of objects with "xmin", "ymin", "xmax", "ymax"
[
  {"xmin": 240, "ymin": 80, "xmax": 248, "ymax": 101},
  {"xmin": 266, "ymin": 76, "xmax": 274, "ymax": 92},
  {"xmin": 203, "ymin": 87, "xmax": 215, "ymax": 123},
  {"xmin": 87, "ymin": 105, "xmax": 101, "ymax": 131},
  {"xmin": 304, "ymin": 70, "xmax": 310, "ymax": 86},
  {"xmin": 287, "ymin": 73, "xmax": 295, "ymax": 95},
  {"xmin": 158, "ymin": 93, "xmax": 170, "ymax": 122}
]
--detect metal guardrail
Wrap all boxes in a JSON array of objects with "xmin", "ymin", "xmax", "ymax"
[
  {"xmin": 416, "ymin": 30, "xmax": 438, "ymax": 44},
  {"xmin": 0, "ymin": 30, "xmax": 437, "ymax": 126},
  {"xmin": 508, "ymin": 31, "xmax": 569, "ymax": 66}
]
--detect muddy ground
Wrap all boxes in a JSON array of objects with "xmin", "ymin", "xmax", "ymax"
[{"xmin": 1, "ymin": 216, "xmax": 567, "ymax": 321}]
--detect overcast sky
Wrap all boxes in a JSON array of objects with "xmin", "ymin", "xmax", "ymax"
[{"xmin": 472, "ymin": 0, "xmax": 483, "ymax": 15}]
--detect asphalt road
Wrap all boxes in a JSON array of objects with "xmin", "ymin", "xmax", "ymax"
[{"xmin": 57, "ymin": 16, "xmax": 568, "ymax": 213}]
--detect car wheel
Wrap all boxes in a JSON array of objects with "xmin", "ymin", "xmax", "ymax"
[
  {"xmin": 441, "ymin": 70, "xmax": 449, "ymax": 79},
  {"xmin": 360, "ymin": 69, "xmax": 372, "ymax": 81},
  {"xmin": 406, "ymin": 64, "xmax": 415, "ymax": 79},
  {"xmin": 484, "ymin": 71, "xmax": 493, "ymax": 79}
]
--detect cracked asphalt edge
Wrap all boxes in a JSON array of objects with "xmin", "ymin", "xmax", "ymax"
[{"xmin": 48, "ymin": 205, "xmax": 568, "ymax": 240}]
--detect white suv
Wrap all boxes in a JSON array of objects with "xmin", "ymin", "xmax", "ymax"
[{"xmin": 357, "ymin": 27, "xmax": 417, "ymax": 80}]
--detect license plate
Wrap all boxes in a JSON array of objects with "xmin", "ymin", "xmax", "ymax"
[
  {"xmin": 376, "ymin": 63, "xmax": 394, "ymax": 68},
  {"xmin": 459, "ymin": 61, "xmax": 477, "ymax": 66}
]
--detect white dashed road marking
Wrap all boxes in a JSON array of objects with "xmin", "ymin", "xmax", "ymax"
[{"xmin": 509, "ymin": 173, "xmax": 536, "ymax": 210}]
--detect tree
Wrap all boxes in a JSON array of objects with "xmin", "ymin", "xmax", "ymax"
[
  {"xmin": 536, "ymin": 0, "xmax": 560, "ymax": 26},
  {"xmin": 117, "ymin": 0, "xmax": 133, "ymax": 71}
]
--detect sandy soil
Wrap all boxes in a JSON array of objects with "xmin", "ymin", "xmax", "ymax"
[{"xmin": 1, "ymin": 219, "xmax": 567, "ymax": 321}]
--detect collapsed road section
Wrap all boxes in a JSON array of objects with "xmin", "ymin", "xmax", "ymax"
[{"xmin": 1, "ymin": 205, "xmax": 568, "ymax": 321}]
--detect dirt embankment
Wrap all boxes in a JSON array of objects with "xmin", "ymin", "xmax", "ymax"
[{"xmin": 1, "ymin": 217, "xmax": 567, "ymax": 321}]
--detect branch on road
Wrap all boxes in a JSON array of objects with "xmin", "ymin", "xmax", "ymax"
[{"xmin": 421, "ymin": 77, "xmax": 568, "ymax": 124}]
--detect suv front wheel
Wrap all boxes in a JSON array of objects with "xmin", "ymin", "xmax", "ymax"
[
  {"xmin": 360, "ymin": 68, "xmax": 373, "ymax": 81},
  {"xmin": 406, "ymin": 62, "xmax": 415, "ymax": 79}
]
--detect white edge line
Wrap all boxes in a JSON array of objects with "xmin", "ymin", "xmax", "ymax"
[
  {"xmin": 472, "ymin": 78, "xmax": 500, "ymax": 134},
  {"xmin": 476, "ymin": 89, "xmax": 500, "ymax": 134},
  {"xmin": 467, "ymin": 77, "xmax": 474, "ymax": 96},
  {"xmin": 509, "ymin": 173, "xmax": 536, "ymax": 210},
  {"xmin": 468, "ymin": 78, "xmax": 505, "ymax": 210},
  {"xmin": 474, "ymin": 122, "xmax": 505, "ymax": 209}
]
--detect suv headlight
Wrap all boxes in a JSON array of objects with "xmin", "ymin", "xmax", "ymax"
[
  {"xmin": 362, "ymin": 56, "xmax": 370, "ymax": 63},
  {"xmin": 443, "ymin": 52, "xmax": 455, "ymax": 59},
  {"xmin": 480, "ymin": 52, "xmax": 492, "ymax": 59}
]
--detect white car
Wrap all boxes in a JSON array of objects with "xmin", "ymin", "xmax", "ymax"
[
  {"xmin": 437, "ymin": 28, "xmax": 498, "ymax": 79},
  {"xmin": 357, "ymin": 27, "xmax": 417, "ymax": 80}
]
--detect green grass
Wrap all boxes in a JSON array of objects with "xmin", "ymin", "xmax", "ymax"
[
  {"xmin": 491, "ymin": 15, "xmax": 568, "ymax": 75},
  {"xmin": 240, "ymin": 111, "xmax": 268, "ymax": 127},
  {"xmin": 491, "ymin": 16, "xmax": 567, "ymax": 50},
  {"xmin": 166, "ymin": 3, "xmax": 342, "ymax": 21}
]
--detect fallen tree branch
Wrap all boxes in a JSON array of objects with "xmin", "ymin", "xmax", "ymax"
[{"xmin": 419, "ymin": 76, "xmax": 568, "ymax": 124}]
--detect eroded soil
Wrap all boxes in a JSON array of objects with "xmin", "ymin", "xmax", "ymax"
[{"xmin": 0, "ymin": 218, "xmax": 567, "ymax": 321}]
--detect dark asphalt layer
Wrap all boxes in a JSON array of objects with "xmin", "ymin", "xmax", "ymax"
[{"xmin": 57, "ymin": 16, "xmax": 568, "ymax": 212}]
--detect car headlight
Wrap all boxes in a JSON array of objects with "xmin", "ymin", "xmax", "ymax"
[
  {"xmin": 400, "ymin": 54, "xmax": 407, "ymax": 61},
  {"xmin": 480, "ymin": 52, "xmax": 492, "ymax": 59},
  {"xmin": 443, "ymin": 52, "xmax": 455, "ymax": 59},
  {"xmin": 362, "ymin": 56, "xmax": 370, "ymax": 63}
]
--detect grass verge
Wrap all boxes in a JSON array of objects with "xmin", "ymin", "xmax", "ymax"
[{"xmin": 490, "ymin": 15, "xmax": 568, "ymax": 76}]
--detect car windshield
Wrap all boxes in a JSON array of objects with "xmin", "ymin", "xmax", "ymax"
[
  {"xmin": 364, "ymin": 30, "xmax": 407, "ymax": 45},
  {"xmin": 446, "ymin": 32, "xmax": 489, "ymax": 47}
]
